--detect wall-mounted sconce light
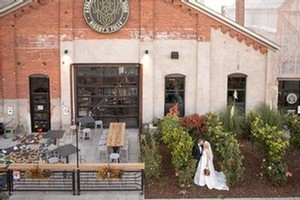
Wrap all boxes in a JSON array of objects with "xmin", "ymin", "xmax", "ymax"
[
  {"xmin": 64, "ymin": 50, "xmax": 68, "ymax": 54},
  {"xmin": 171, "ymin": 51, "xmax": 179, "ymax": 59},
  {"xmin": 145, "ymin": 50, "xmax": 149, "ymax": 54}
]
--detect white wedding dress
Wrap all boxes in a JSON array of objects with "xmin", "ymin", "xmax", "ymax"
[{"xmin": 194, "ymin": 141, "xmax": 229, "ymax": 190}]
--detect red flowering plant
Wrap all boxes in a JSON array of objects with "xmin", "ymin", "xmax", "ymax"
[{"xmin": 180, "ymin": 114, "xmax": 207, "ymax": 141}]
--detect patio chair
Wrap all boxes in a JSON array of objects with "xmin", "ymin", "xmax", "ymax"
[
  {"xmin": 120, "ymin": 138, "xmax": 130, "ymax": 161},
  {"xmin": 98, "ymin": 145, "xmax": 108, "ymax": 161},
  {"xmin": 81, "ymin": 128, "xmax": 92, "ymax": 143},
  {"xmin": 109, "ymin": 153, "xmax": 120, "ymax": 163},
  {"xmin": 94, "ymin": 120, "xmax": 103, "ymax": 137}
]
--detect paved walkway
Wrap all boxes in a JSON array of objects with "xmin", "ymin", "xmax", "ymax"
[{"xmin": 2, "ymin": 191, "xmax": 299, "ymax": 200}]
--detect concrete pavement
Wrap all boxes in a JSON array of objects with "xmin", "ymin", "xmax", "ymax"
[{"xmin": 2, "ymin": 192, "xmax": 299, "ymax": 200}]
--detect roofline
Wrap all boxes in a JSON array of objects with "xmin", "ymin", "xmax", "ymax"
[
  {"xmin": 182, "ymin": 0, "xmax": 280, "ymax": 51},
  {"xmin": 0, "ymin": 0, "xmax": 32, "ymax": 18}
]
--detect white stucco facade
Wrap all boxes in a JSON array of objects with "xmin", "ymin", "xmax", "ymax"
[{"xmin": 56, "ymin": 27, "xmax": 278, "ymax": 130}]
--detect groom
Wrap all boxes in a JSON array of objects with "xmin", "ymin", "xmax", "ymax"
[{"xmin": 192, "ymin": 138, "xmax": 204, "ymax": 168}]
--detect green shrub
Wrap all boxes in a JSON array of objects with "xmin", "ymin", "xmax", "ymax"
[
  {"xmin": 160, "ymin": 112, "xmax": 196, "ymax": 187},
  {"xmin": 206, "ymin": 113, "xmax": 244, "ymax": 187},
  {"xmin": 250, "ymin": 115, "xmax": 289, "ymax": 163},
  {"xmin": 255, "ymin": 103, "xmax": 283, "ymax": 128},
  {"xmin": 140, "ymin": 133, "xmax": 162, "ymax": 180},
  {"xmin": 249, "ymin": 113, "xmax": 289, "ymax": 186},
  {"xmin": 262, "ymin": 160, "xmax": 287, "ymax": 186},
  {"xmin": 284, "ymin": 114, "xmax": 300, "ymax": 152},
  {"xmin": 160, "ymin": 113, "xmax": 180, "ymax": 149},
  {"xmin": 171, "ymin": 130, "xmax": 196, "ymax": 186}
]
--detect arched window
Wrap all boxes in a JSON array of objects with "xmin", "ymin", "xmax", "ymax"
[
  {"xmin": 227, "ymin": 73, "xmax": 247, "ymax": 113},
  {"xmin": 165, "ymin": 74, "xmax": 185, "ymax": 116}
]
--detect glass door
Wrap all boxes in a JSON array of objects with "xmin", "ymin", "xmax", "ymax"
[
  {"xmin": 75, "ymin": 64, "xmax": 140, "ymax": 128},
  {"xmin": 29, "ymin": 76, "xmax": 51, "ymax": 132}
]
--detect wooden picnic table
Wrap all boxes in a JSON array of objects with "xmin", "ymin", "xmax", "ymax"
[{"xmin": 106, "ymin": 122, "xmax": 125, "ymax": 149}]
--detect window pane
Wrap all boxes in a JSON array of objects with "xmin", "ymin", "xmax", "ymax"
[
  {"xmin": 278, "ymin": 80, "xmax": 300, "ymax": 114},
  {"xmin": 75, "ymin": 65, "xmax": 139, "ymax": 128},
  {"xmin": 165, "ymin": 75, "xmax": 185, "ymax": 116},
  {"xmin": 227, "ymin": 75, "xmax": 246, "ymax": 113}
]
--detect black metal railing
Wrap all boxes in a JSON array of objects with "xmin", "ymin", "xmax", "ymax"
[
  {"xmin": 79, "ymin": 171, "xmax": 143, "ymax": 192},
  {"xmin": 5, "ymin": 163, "xmax": 144, "ymax": 196},
  {"xmin": 7, "ymin": 170, "xmax": 76, "ymax": 195}
]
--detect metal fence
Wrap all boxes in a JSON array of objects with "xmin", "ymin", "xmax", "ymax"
[{"xmin": 4, "ymin": 163, "xmax": 144, "ymax": 196}]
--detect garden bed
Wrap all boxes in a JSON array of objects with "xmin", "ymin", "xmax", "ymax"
[{"xmin": 145, "ymin": 139, "xmax": 300, "ymax": 199}]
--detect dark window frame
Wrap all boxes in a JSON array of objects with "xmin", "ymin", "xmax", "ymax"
[
  {"xmin": 29, "ymin": 75, "xmax": 51, "ymax": 132},
  {"xmin": 278, "ymin": 80, "xmax": 300, "ymax": 114},
  {"xmin": 164, "ymin": 74, "xmax": 185, "ymax": 117},
  {"xmin": 227, "ymin": 73, "xmax": 247, "ymax": 113},
  {"xmin": 74, "ymin": 64, "xmax": 140, "ymax": 128}
]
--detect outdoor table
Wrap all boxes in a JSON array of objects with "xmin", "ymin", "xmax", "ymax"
[
  {"xmin": 1, "ymin": 145, "xmax": 19, "ymax": 155},
  {"xmin": 12, "ymin": 134, "xmax": 39, "ymax": 145},
  {"xmin": 106, "ymin": 122, "xmax": 125, "ymax": 153},
  {"xmin": 43, "ymin": 130, "xmax": 65, "ymax": 145},
  {"xmin": 52, "ymin": 143, "xmax": 79, "ymax": 163},
  {"xmin": 77, "ymin": 116, "xmax": 95, "ymax": 127}
]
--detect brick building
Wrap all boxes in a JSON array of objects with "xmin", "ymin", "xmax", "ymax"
[{"xmin": 0, "ymin": 0, "xmax": 279, "ymax": 132}]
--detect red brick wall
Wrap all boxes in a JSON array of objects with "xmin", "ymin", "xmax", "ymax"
[
  {"xmin": 0, "ymin": 26, "xmax": 3, "ymax": 98},
  {"xmin": 1, "ymin": 15, "xmax": 17, "ymax": 99},
  {"xmin": 236, "ymin": 0, "xmax": 245, "ymax": 26},
  {"xmin": 70, "ymin": 0, "xmax": 216, "ymax": 41},
  {"xmin": 0, "ymin": 1, "xmax": 60, "ymax": 99}
]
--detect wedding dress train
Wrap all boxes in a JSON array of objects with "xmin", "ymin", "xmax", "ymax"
[{"xmin": 194, "ymin": 141, "xmax": 229, "ymax": 190}]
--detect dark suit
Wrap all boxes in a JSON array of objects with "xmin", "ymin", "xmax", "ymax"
[{"xmin": 192, "ymin": 143, "xmax": 203, "ymax": 168}]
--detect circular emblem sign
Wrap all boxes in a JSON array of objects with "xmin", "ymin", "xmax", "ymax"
[
  {"xmin": 83, "ymin": 0, "xmax": 129, "ymax": 34},
  {"xmin": 286, "ymin": 93, "xmax": 298, "ymax": 105}
]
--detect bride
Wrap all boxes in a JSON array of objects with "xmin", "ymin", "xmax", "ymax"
[{"xmin": 194, "ymin": 141, "xmax": 229, "ymax": 190}]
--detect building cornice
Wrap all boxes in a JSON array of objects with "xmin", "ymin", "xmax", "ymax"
[{"xmin": 182, "ymin": 0, "xmax": 280, "ymax": 51}]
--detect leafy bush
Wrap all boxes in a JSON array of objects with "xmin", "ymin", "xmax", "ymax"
[
  {"xmin": 160, "ymin": 113, "xmax": 180, "ymax": 149},
  {"xmin": 206, "ymin": 113, "xmax": 245, "ymax": 187},
  {"xmin": 171, "ymin": 131, "xmax": 196, "ymax": 185},
  {"xmin": 284, "ymin": 114, "xmax": 300, "ymax": 152},
  {"xmin": 180, "ymin": 114, "xmax": 207, "ymax": 141},
  {"xmin": 140, "ymin": 133, "xmax": 162, "ymax": 180},
  {"xmin": 249, "ymin": 114, "xmax": 289, "ymax": 162},
  {"xmin": 248, "ymin": 112, "xmax": 289, "ymax": 186},
  {"xmin": 255, "ymin": 103, "xmax": 283, "ymax": 128},
  {"xmin": 262, "ymin": 160, "xmax": 287, "ymax": 186},
  {"xmin": 160, "ymin": 111, "xmax": 196, "ymax": 187}
]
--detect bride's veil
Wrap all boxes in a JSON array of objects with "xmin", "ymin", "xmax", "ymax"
[
  {"xmin": 206, "ymin": 141, "xmax": 214, "ymax": 162},
  {"xmin": 205, "ymin": 141, "xmax": 229, "ymax": 190}
]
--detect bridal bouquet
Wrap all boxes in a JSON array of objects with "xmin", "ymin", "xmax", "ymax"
[{"xmin": 204, "ymin": 168, "xmax": 210, "ymax": 176}]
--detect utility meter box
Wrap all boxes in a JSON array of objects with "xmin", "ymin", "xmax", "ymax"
[{"xmin": 4, "ymin": 128, "xmax": 15, "ymax": 139}]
